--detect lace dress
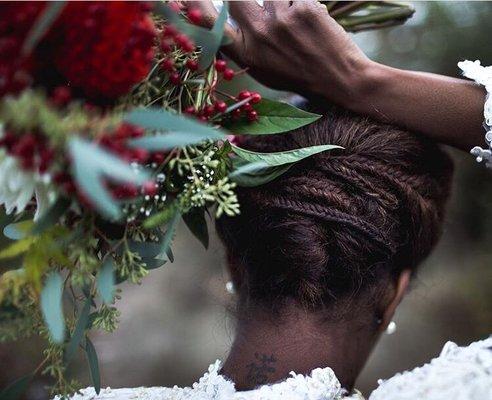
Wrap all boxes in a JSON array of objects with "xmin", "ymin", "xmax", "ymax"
[
  {"xmin": 57, "ymin": 361, "xmax": 363, "ymax": 400},
  {"xmin": 58, "ymin": 338, "xmax": 492, "ymax": 400},
  {"xmin": 459, "ymin": 60, "xmax": 492, "ymax": 166},
  {"xmin": 369, "ymin": 337, "xmax": 492, "ymax": 400}
]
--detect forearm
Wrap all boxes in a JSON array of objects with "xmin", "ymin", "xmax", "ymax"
[{"xmin": 338, "ymin": 61, "xmax": 486, "ymax": 151}]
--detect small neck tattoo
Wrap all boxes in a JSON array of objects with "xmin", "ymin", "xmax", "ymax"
[{"xmin": 246, "ymin": 352, "xmax": 277, "ymax": 387}]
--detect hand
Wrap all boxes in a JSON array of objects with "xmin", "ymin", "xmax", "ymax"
[{"xmin": 184, "ymin": 0, "xmax": 371, "ymax": 103}]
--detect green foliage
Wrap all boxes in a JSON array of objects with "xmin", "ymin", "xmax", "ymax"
[
  {"xmin": 222, "ymin": 98, "xmax": 322, "ymax": 135},
  {"xmin": 183, "ymin": 208, "xmax": 209, "ymax": 249},
  {"xmin": 231, "ymin": 143, "xmax": 343, "ymax": 166},
  {"xmin": 69, "ymin": 138, "xmax": 150, "ymax": 220},
  {"xmin": 125, "ymin": 107, "xmax": 225, "ymax": 149},
  {"xmin": 85, "ymin": 338, "xmax": 101, "ymax": 394},
  {"xmin": 3, "ymin": 220, "xmax": 34, "ymax": 240},
  {"xmin": 40, "ymin": 272, "xmax": 65, "ymax": 343},
  {"xmin": 97, "ymin": 258, "xmax": 115, "ymax": 304},
  {"xmin": 64, "ymin": 297, "xmax": 91, "ymax": 363},
  {"xmin": 230, "ymin": 161, "xmax": 294, "ymax": 188}
]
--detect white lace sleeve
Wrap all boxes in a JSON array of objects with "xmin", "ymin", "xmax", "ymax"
[
  {"xmin": 369, "ymin": 337, "xmax": 492, "ymax": 400},
  {"xmin": 458, "ymin": 60, "xmax": 492, "ymax": 167}
]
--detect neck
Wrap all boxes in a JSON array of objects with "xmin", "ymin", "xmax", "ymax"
[{"xmin": 221, "ymin": 304, "xmax": 378, "ymax": 391}]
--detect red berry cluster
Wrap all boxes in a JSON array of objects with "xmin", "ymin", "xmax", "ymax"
[
  {"xmin": 159, "ymin": 22, "xmax": 200, "ymax": 87},
  {"xmin": 214, "ymin": 59, "xmax": 235, "ymax": 81},
  {"xmin": 0, "ymin": 130, "xmax": 55, "ymax": 173},
  {"xmin": 231, "ymin": 90, "xmax": 262, "ymax": 122}
]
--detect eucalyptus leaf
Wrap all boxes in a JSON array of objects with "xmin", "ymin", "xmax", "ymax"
[
  {"xmin": 65, "ymin": 297, "xmax": 91, "ymax": 363},
  {"xmin": 125, "ymin": 108, "xmax": 225, "ymax": 150},
  {"xmin": 40, "ymin": 272, "xmax": 65, "ymax": 343},
  {"xmin": 223, "ymin": 99, "xmax": 321, "ymax": 135},
  {"xmin": 22, "ymin": 2, "xmax": 66, "ymax": 56},
  {"xmin": 231, "ymin": 144, "xmax": 342, "ymax": 166},
  {"xmin": 32, "ymin": 197, "xmax": 71, "ymax": 235},
  {"xmin": 4, "ymin": 220, "xmax": 34, "ymax": 240},
  {"xmin": 68, "ymin": 138, "xmax": 150, "ymax": 220},
  {"xmin": 183, "ymin": 208, "xmax": 209, "ymax": 249},
  {"xmin": 198, "ymin": 2, "xmax": 228, "ymax": 69},
  {"xmin": 0, "ymin": 373, "xmax": 33, "ymax": 400},
  {"xmin": 85, "ymin": 338, "xmax": 101, "ymax": 394},
  {"xmin": 159, "ymin": 210, "xmax": 181, "ymax": 262},
  {"xmin": 97, "ymin": 258, "xmax": 115, "ymax": 304}
]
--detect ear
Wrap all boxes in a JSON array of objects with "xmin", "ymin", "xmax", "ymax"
[{"xmin": 379, "ymin": 269, "xmax": 411, "ymax": 332}]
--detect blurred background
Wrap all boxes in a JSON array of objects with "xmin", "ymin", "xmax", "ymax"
[{"xmin": 1, "ymin": 1, "xmax": 492, "ymax": 398}]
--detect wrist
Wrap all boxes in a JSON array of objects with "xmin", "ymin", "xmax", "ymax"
[{"xmin": 310, "ymin": 57, "xmax": 389, "ymax": 114}]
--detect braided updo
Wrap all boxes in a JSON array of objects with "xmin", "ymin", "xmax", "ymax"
[{"xmin": 217, "ymin": 104, "xmax": 453, "ymax": 312}]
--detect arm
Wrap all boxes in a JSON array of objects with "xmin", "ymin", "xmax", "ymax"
[
  {"xmin": 343, "ymin": 62, "xmax": 486, "ymax": 151},
  {"xmin": 186, "ymin": 0, "xmax": 487, "ymax": 152}
]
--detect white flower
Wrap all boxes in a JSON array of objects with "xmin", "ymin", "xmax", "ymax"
[{"xmin": 0, "ymin": 153, "xmax": 54, "ymax": 220}]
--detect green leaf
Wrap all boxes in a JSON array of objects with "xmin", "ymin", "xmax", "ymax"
[
  {"xmin": 183, "ymin": 208, "xmax": 209, "ymax": 249},
  {"xmin": 230, "ymin": 161, "xmax": 293, "ymax": 187},
  {"xmin": 0, "ymin": 373, "xmax": 33, "ymax": 400},
  {"xmin": 97, "ymin": 258, "xmax": 115, "ymax": 304},
  {"xmin": 32, "ymin": 197, "xmax": 71, "ymax": 235},
  {"xmin": 3, "ymin": 220, "xmax": 34, "ymax": 240},
  {"xmin": 127, "ymin": 241, "xmax": 164, "ymax": 259},
  {"xmin": 143, "ymin": 203, "xmax": 178, "ymax": 229},
  {"xmin": 68, "ymin": 138, "xmax": 150, "ymax": 220},
  {"xmin": 22, "ymin": 2, "xmax": 66, "ymax": 56},
  {"xmin": 159, "ymin": 210, "xmax": 181, "ymax": 262},
  {"xmin": 65, "ymin": 297, "xmax": 91, "ymax": 363},
  {"xmin": 125, "ymin": 108, "xmax": 225, "ymax": 150},
  {"xmin": 141, "ymin": 258, "xmax": 167, "ymax": 270},
  {"xmin": 198, "ymin": 2, "xmax": 228, "ymax": 69},
  {"xmin": 222, "ymin": 99, "xmax": 322, "ymax": 135},
  {"xmin": 0, "ymin": 237, "xmax": 37, "ymax": 260},
  {"xmin": 85, "ymin": 338, "xmax": 101, "ymax": 394},
  {"xmin": 40, "ymin": 272, "xmax": 65, "ymax": 343},
  {"xmin": 231, "ymin": 144, "xmax": 342, "ymax": 166}
]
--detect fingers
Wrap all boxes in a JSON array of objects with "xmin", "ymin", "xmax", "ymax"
[
  {"xmin": 228, "ymin": 0, "xmax": 264, "ymax": 27},
  {"xmin": 263, "ymin": 1, "xmax": 290, "ymax": 15},
  {"xmin": 182, "ymin": 0, "xmax": 218, "ymax": 29}
]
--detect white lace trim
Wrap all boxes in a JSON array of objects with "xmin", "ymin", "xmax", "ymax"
[
  {"xmin": 57, "ymin": 360, "xmax": 363, "ymax": 400},
  {"xmin": 369, "ymin": 337, "xmax": 492, "ymax": 400},
  {"xmin": 458, "ymin": 60, "xmax": 492, "ymax": 166}
]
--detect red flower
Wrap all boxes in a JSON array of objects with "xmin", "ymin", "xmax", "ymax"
[
  {"xmin": 0, "ymin": 1, "xmax": 157, "ymax": 101},
  {"xmin": 0, "ymin": 2, "xmax": 45, "ymax": 96},
  {"xmin": 55, "ymin": 2, "xmax": 157, "ymax": 100}
]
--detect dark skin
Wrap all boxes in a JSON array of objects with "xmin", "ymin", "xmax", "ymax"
[
  {"xmin": 183, "ymin": 0, "xmax": 481, "ymax": 390},
  {"xmin": 220, "ymin": 266, "xmax": 411, "ymax": 391},
  {"xmin": 185, "ymin": 0, "xmax": 486, "ymax": 152}
]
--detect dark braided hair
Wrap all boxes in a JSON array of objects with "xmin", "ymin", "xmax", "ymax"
[{"xmin": 217, "ymin": 104, "xmax": 453, "ymax": 313}]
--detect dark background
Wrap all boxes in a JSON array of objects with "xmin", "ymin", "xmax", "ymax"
[{"xmin": 1, "ymin": 2, "xmax": 492, "ymax": 398}]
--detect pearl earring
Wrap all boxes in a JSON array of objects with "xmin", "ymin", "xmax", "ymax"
[
  {"xmin": 386, "ymin": 321, "xmax": 397, "ymax": 335},
  {"xmin": 225, "ymin": 281, "xmax": 235, "ymax": 294}
]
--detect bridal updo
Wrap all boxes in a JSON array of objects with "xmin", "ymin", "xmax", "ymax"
[{"xmin": 217, "ymin": 105, "xmax": 453, "ymax": 314}]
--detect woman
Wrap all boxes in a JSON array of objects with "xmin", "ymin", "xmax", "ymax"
[{"xmin": 63, "ymin": 104, "xmax": 492, "ymax": 400}]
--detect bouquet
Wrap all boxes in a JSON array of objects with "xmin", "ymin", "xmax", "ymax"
[{"xmin": 0, "ymin": 1, "xmax": 414, "ymax": 398}]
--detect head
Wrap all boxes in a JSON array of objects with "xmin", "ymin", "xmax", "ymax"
[{"xmin": 217, "ymin": 104, "xmax": 453, "ymax": 338}]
